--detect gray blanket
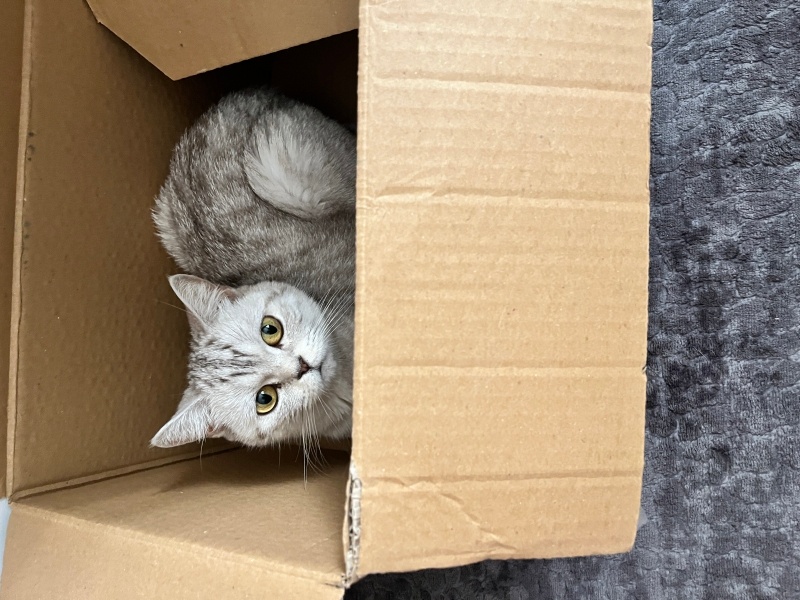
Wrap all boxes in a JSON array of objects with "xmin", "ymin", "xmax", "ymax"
[{"xmin": 348, "ymin": 1, "xmax": 800, "ymax": 597}]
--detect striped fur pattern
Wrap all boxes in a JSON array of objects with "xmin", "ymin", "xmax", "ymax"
[{"xmin": 151, "ymin": 89, "xmax": 355, "ymax": 451}]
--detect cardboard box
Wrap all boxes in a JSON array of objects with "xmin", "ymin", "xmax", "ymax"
[{"xmin": 1, "ymin": 0, "xmax": 652, "ymax": 597}]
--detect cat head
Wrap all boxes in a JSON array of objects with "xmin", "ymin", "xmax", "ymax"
[{"xmin": 151, "ymin": 274, "xmax": 352, "ymax": 449}]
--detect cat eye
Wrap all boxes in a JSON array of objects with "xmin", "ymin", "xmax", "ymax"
[
  {"xmin": 256, "ymin": 385, "xmax": 278, "ymax": 415},
  {"xmin": 260, "ymin": 316, "xmax": 283, "ymax": 346}
]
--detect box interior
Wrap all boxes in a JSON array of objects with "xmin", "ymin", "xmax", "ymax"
[
  {"xmin": 3, "ymin": 0, "xmax": 652, "ymax": 596},
  {"xmin": 5, "ymin": 2, "xmax": 359, "ymax": 595},
  {"xmin": 4, "ymin": 450, "xmax": 350, "ymax": 598},
  {"xmin": 7, "ymin": 1, "xmax": 358, "ymax": 497}
]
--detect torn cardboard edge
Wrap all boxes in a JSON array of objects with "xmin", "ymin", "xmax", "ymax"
[{"xmin": 344, "ymin": 462, "xmax": 363, "ymax": 584}]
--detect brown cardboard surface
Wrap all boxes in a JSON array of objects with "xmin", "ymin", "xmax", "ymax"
[
  {"xmin": 352, "ymin": 0, "xmax": 652, "ymax": 575},
  {"xmin": 0, "ymin": 0, "xmax": 25, "ymax": 499},
  {"xmin": 7, "ymin": 0, "xmax": 228, "ymax": 495},
  {"xmin": 3, "ymin": 0, "xmax": 652, "ymax": 592},
  {"xmin": 1, "ymin": 449, "xmax": 348, "ymax": 599},
  {"xmin": 85, "ymin": 0, "xmax": 359, "ymax": 80}
]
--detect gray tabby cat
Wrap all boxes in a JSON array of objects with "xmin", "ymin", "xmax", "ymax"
[{"xmin": 150, "ymin": 89, "xmax": 355, "ymax": 450}]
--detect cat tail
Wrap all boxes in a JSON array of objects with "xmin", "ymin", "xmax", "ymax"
[{"xmin": 244, "ymin": 112, "xmax": 356, "ymax": 220}]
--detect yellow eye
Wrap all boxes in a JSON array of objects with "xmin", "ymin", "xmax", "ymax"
[
  {"xmin": 256, "ymin": 385, "xmax": 278, "ymax": 415},
  {"xmin": 260, "ymin": 316, "xmax": 283, "ymax": 346}
]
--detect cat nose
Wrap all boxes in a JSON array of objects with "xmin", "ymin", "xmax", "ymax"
[{"xmin": 297, "ymin": 356, "xmax": 311, "ymax": 379}]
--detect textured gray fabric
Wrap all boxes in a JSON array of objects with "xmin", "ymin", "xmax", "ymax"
[{"xmin": 347, "ymin": 1, "xmax": 800, "ymax": 597}]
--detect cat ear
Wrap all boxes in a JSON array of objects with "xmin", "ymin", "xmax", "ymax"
[
  {"xmin": 150, "ymin": 394, "xmax": 210, "ymax": 448},
  {"xmin": 168, "ymin": 274, "xmax": 237, "ymax": 332}
]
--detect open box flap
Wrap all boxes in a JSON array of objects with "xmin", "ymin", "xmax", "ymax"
[
  {"xmin": 85, "ymin": 0, "xmax": 359, "ymax": 80},
  {"xmin": 6, "ymin": 0, "xmax": 232, "ymax": 497},
  {"xmin": 351, "ymin": 0, "xmax": 652, "ymax": 576},
  {"xmin": 0, "ymin": 0, "xmax": 25, "ymax": 499},
  {"xmin": 1, "ymin": 450, "xmax": 348, "ymax": 599}
]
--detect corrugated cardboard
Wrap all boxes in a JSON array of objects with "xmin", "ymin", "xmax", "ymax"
[
  {"xmin": 1, "ymin": 0, "xmax": 652, "ymax": 596},
  {"xmin": 85, "ymin": 0, "xmax": 359, "ymax": 80},
  {"xmin": 351, "ymin": 0, "xmax": 651, "ymax": 574},
  {"xmin": 6, "ymin": 0, "xmax": 225, "ymax": 496},
  {"xmin": 0, "ymin": 0, "xmax": 25, "ymax": 500},
  {"xmin": 4, "ymin": 450, "xmax": 349, "ymax": 599}
]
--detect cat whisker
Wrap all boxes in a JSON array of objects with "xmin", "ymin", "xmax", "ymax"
[
  {"xmin": 330, "ymin": 296, "xmax": 353, "ymax": 324},
  {"xmin": 157, "ymin": 300, "xmax": 189, "ymax": 314},
  {"xmin": 306, "ymin": 412, "xmax": 320, "ymax": 473},
  {"xmin": 317, "ymin": 395, "xmax": 336, "ymax": 422},
  {"xmin": 301, "ymin": 407, "xmax": 309, "ymax": 485},
  {"xmin": 320, "ymin": 305, "xmax": 346, "ymax": 332},
  {"xmin": 300, "ymin": 401, "xmax": 328, "ymax": 476},
  {"xmin": 326, "ymin": 297, "xmax": 353, "ymax": 328},
  {"xmin": 316, "ymin": 297, "xmax": 352, "ymax": 341},
  {"xmin": 325, "ymin": 310, "xmax": 351, "ymax": 337},
  {"xmin": 320, "ymin": 290, "xmax": 346, "ymax": 317},
  {"xmin": 317, "ymin": 293, "xmax": 339, "ymax": 326},
  {"xmin": 310, "ymin": 405, "xmax": 328, "ymax": 470},
  {"xmin": 318, "ymin": 288, "xmax": 335, "ymax": 316},
  {"xmin": 294, "ymin": 443, "xmax": 303, "ymax": 467}
]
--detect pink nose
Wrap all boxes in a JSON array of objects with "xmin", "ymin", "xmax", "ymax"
[{"xmin": 297, "ymin": 356, "xmax": 311, "ymax": 379}]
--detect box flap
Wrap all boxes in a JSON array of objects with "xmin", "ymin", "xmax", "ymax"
[
  {"xmin": 7, "ymin": 0, "xmax": 233, "ymax": 497},
  {"xmin": 85, "ymin": 0, "xmax": 359, "ymax": 80},
  {"xmin": 351, "ymin": 0, "xmax": 652, "ymax": 575},
  {"xmin": 0, "ymin": 0, "xmax": 25, "ymax": 499},
  {"xmin": 2, "ymin": 449, "xmax": 348, "ymax": 599}
]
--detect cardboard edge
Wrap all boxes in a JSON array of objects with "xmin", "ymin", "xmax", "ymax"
[
  {"xmin": 627, "ymin": 371, "xmax": 649, "ymax": 549},
  {"xmin": 6, "ymin": 0, "xmax": 34, "ymax": 498},
  {"xmin": 2, "ymin": 503, "xmax": 346, "ymax": 599},
  {"xmin": 82, "ymin": 0, "xmax": 106, "ymax": 24},
  {"xmin": 84, "ymin": 1, "xmax": 358, "ymax": 81},
  {"xmin": 346, "ymin": 0, "xmax": 373, "ymax": 586},
  {"xmin": 82, "ymin": 0, "xmax": 181, "ymax": 81},
  {"xmin": 351, "ymin": 0, "xmax": 371, "ymax": 476},
  {"xmin": 629, "ymin": 0, "xmax": 655, "ymax": 551},
  {"xmin": 9, "ymin": 447, "xmax": 237, "ymax": 501},
  {"xmin": 0, "ymin": 0, "xmax": 26, "ymax": 501},
  {"xmin": 343, "ymin": 461, "xmax": 362, "ymax": 585},
  {"xmin": 11, "ymin": 442, "xmax": 353, "ymax": 501},
  {"xmin": 203, "ymin": 31, "xmax": 358, "ymax": 83}
]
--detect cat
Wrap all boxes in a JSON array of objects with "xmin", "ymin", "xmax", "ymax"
[{"xmin": 149, "ymin": 88, "xmax": 356, "ymax": 452}]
